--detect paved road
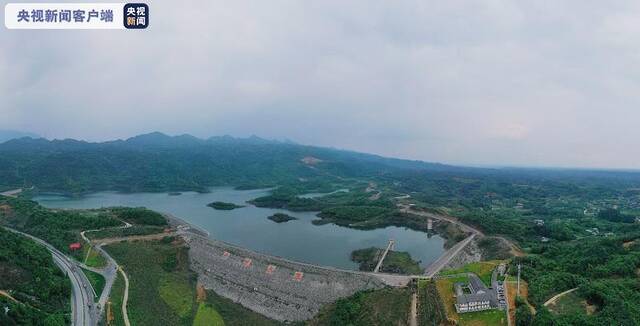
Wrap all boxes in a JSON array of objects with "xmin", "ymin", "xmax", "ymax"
[
  {"xmin": 78, "ymin": 243, "xmax": 119, "ymax": 318},
  {"xmin": 423, "ymin": 233, "xmax": 477, "ymax": 277},
  {"xmin": 373, "ymin": 239, "xmax": 395, "ymax": 273},
  {"xmin": 399, "ymin": 206, "xmax": 481, "ymax": 277},
  {"xmin": 399, "ymin": 205, "xmax": 483, "ymax": 236},
  {"xmin": 3, "ymin": 227, "xmax": 97, "ymax": 326},
  {"xmin": 0, "ymin": 290, "xmax": 19, "ymax": 303},
  {"xmin": 80, "ymin": 222, "xmax": 133, "ymax": 321},
  {"xmin": 401, "ymin": 206, "xmax": 523, "ymax": 255},
  {"xmin": 118, "ymin": 266, "xmax": 132, "ymax": 326},
  {"xmin": 0, "ymin": 188, "xmax": 23, "ymax": 197},
  {"xmin": 544, "ymin": 288, "xmax": 578, "ymax": 307},
  {"xmin": 398, "ymin": 206, "xmax": 525, "ymax": 278}
]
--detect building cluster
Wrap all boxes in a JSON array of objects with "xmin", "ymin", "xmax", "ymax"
[
  {"xmin": 585, "ymin": 227, "xmax": 614, "ymax": 237},
  {"xmin": 454, "ymin": 264, "xmax": 507, "ymax": 314},
  {"xmin": 586, "ymin": 227, "xmax": 600, "ymax": 236}
]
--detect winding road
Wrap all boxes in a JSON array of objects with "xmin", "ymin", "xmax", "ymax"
[
  {"xmin": 3, "ymin": 227, "xmax": 97, "ymax": 326},
  {"xmin": 80, "ymin": 222, "xmax": 133, "ymax": 326},
  {"xmin": 119, "ymin": 267, "xmax": 131, "ymax": 326}
]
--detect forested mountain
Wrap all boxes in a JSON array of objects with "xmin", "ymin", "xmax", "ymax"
[
  {"xmin": 0, "ymin": 130, "xmax": 40, "ymax": 144},
  {"xmin": 0, "ymin": 132, "xmax": 452, "ymax": 193},
  {"xmin": 1, "ymin": 132, "xmax": 639, "ymax": 197}
]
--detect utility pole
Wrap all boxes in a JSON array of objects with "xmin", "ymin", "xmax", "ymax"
[{"xmin": 517, "ymin": 263, "xmax": 521, "ymax": 297}]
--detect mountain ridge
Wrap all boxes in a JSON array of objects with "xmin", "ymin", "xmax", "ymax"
[{"xmin": 0, "ymin": 131, "xmax": 453, "ymax": 193}]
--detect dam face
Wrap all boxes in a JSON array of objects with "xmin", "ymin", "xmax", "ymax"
[{"xmin": 185, "ymin": 234, "xmax": 388, "ymax": 322}]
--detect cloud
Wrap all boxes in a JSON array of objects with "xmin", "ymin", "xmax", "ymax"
[{"xmin": 1, "ymin": 0, "xmax": 640, "ymax": 169}]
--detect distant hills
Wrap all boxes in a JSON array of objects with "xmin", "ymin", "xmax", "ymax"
[
  {"xmin": 0, "ymin": 130, "xmax": 40, "ymax": 143},
  {"xmin": 0, "ymin": 132, "xmax": 452, "ymax": 193},
  {"xmin": 1, "ymin": 132, "xmax": 638, "ymax": 195}
]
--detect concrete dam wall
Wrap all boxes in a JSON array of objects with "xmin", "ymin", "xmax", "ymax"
[{"xmin": 185, "ymin": 234, "xmax": 389, "ymax": 322}]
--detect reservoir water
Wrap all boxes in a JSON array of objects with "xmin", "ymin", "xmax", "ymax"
[{"xmin": 34, "ymin": 188, "xmax": 445, "ymax": 271}]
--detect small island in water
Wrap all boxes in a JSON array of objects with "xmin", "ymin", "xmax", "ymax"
[
  {"xmin": 351, "ymin": 247, "xmax": 422, "ymax": 275},
  {"xmin": 268, "ymin": 213, "xmax": 298, "ymax": 223},
  {"xmin": 207, "ymin": 201, "xmax": 245, "ymax": 210}
]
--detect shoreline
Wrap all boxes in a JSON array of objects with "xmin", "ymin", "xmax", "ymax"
[{"xmin": 32, "ymin": 190, "xmax": 460, "ymax": 275}]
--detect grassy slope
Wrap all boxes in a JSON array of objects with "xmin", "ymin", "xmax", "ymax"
[
  {"xmin": 85, "ymin": 225, "xmax": 165, "ymax": 240},
  {"xmin": 105, "ymin": 273, "xmax": 126, "ymax": 326},
  {"xmin": 104, "ymin": 239, "xmax": 195, "ymax": 325},
  {"xmin": 104, "ymin": 239, "xmax": 279, "ymax": 326},
  {"xmin": 458, "ymin": 309, "xmax": 506, "ymax": 326},
  {"xmin": 83, "ymin": 245, "xmax": 107, "ymax": 268},
  {"xmin": 436, "ymin": 276, "xmax": 467, "ymax": 322},
  {"xmin": 0, "ymin": 227, "xmax": 71, "ymax": 325},
  {"xmin": 439, "ymin": 261, "xmax": 503, "ymax": 286},
  {"xmin": 193, "ymin": 302, "xmax": 224, "ymax": 326},
  {"xmin": 82, "ymin": 268, "xmax": 106, "ymax": 299},
  {"xmin": 202, "ymin": 290, "xmax": 281, "ymax": 326},
  {"xmin": 547, "ymin": 290, "xmax": 591, "ymax": 317}
]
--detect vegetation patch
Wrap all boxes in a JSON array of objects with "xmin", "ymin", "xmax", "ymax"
[
  {"xmin": 477, "ymin": 237, "xmax": 512, "ymax": 260},
  {"xmin": 547, "ymin": 290, "xmax": 585, "ymax": 316},
  {"xmin": 86, "ymin": 225, "xmax": 165, "ymax": 240},
  {"xmin": 105, "ymin": 273, "xmax": 126, "ymax": 326},
  {"xmin": 203, "ymin": 290, "xmax": 280, "ymax": 326},
  {"xmin": 82, "ymin": 267, "xmax": 106, "ymax": 299},
  {"xmin": 310, "ymin": 288, "xmax": 412, "ymax": 326},
  {"xmin": 505, "ymin": 276, "xmax": 532, "ymax": 325},
  {"xmin": 351, "ymin": 247, "xmax": 422, "ymax": 274},
  {"xmin": 417, "ymin": 279, "xmax": 450, "ymax": 325},
  {"xmin": 111, "ymin": 207, "xmax": 168, "ymax": 226},
  {"xmin": 159, "ymin": 273, "xmax": 196, "ymax": 319},
  {"xmin": 315, "ymin": 206, "xmax": 394, "ymax": 226},
  {"xmin": 104, "ymin": 240, "xmax": 195, "ymax": 326},
  {"xmin": 434, "ymin": 221, "xmax": 469, "ymax": 249},
  {"xmin": 0, "ymin": 296, "xmax": 67, "ymax": 326},
  {"xmin": 0, "ymin": 197, "xmax": 121, "ymax": 254},
  {"xmin": 458, "ymin": 309, "xmax": 506, "ymax": 326},
  {"xmin": 267, "ymin": 213, "xmax": 297, "ymax": 223},
  {"xmin": 83, "ymin": 246, "xmax": 107, "ymax": 268},
  {"xmin": 193, "ymin": 302, "xmax": 224, "ymax": 326},
  {"xmin": 104, "ymin": 238, "xmax": 279, "ymax": 326},
  {"xmin": 0, "ymin": 227, "xmax": 70, "ymax": 325},
  {"xmin": 207, "ymin": 202, "xmax": 244, "ymax": 210},
  {"xmin": 435, "ymin": 276, "xmax": 468, "ymax": 322},
  {"xmin": 440, "ymin": 261, "xmax": 502, "ymax": 286}
]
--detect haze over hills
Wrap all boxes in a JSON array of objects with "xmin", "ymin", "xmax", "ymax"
[
  {"xmin": 0, "ymin": 129, "xmax": 40, "ymax": 143},
  {"xmin": 1, "ymin": 132, "xmax": 639, "ymax": 196},
  {"xmin": 0, "ymin": 132, "xmax": 455, "ymax": 193}
]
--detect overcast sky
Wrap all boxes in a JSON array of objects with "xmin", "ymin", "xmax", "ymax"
[{"xmin": 2, "ymin": 1, "xmax": 640, "ymax": 169}]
